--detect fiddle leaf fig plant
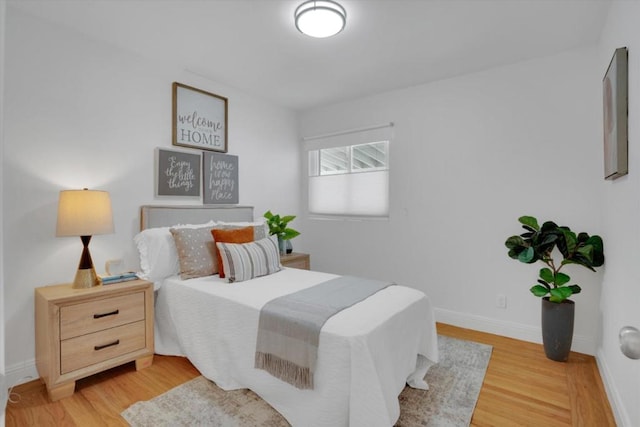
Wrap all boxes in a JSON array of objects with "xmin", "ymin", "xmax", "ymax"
[
  {"xmin": 505, "ymin": 216, "xmax": 604, "ymax": 303},
  {"xmin": 263, "ymin": 210, "xmax": 300, "ymax": 240}
]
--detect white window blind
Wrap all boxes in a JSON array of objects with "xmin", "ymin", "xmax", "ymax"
[{"xmin": 305, "ymin": 124, "xmax": 392, "ymax": 217}]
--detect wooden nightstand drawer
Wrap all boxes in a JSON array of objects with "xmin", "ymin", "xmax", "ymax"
[
  {"xmin": 60, "ymin": 292, "xmax": 145, "ymax": 339},
  {"xmin": 281, "ymin": 252, "xmax": 310, "ymax": 270},
  {"xmin": 61, "ymin": 321, "xmax": 146, "ymax": 374},
  {"xmin": 36, "ymin": 279, "xmax": 154, "ymax": 401}
]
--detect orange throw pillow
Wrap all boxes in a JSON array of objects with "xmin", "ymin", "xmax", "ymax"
[{"xmin": 211, "ymin": 226, "xmax": 254, "ymax": 278}]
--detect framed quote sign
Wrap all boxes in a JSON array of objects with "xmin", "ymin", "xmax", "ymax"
[
  {"xmin": 203, "ymin": 151, "xmax": 239, "ymax": 204},
  {"xmin": 156, "ymin": 148, "xmax": 201, "ymax": 197},
  {"xmin": 172, "ymin": 82, "xmax": 228, "ymax": 152}
]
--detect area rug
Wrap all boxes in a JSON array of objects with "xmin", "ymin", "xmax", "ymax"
[{"xmin": 122, "ymin": 335, "xmax": 492, "ymax": 427}]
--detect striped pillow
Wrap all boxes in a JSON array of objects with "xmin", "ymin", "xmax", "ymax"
[{"xmin": 216, "ymin": 237, "xmax": 281, "ymax": 283}]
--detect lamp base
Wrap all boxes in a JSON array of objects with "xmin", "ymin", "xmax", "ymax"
[{"xmin": 72, "ymin": 267, "xmax": 101, "ymax": 289}]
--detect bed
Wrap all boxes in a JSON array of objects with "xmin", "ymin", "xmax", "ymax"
[{"xmin": 137, "ymin": 205, "xmax": 438, "ymax": 427}]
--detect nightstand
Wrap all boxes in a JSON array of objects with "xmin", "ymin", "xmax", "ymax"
[
  {"xmin": 281, "ymin": 252, "xmax": 310, "ymax": 270},
  {"xmin": 35, "ymin": 279, "xmax": 154, "ymax": 401}
]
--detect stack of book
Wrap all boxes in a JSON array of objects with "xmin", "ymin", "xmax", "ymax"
[{"xmin": 100, "ymin": 272, "xmax": 138, "ymax": 285}]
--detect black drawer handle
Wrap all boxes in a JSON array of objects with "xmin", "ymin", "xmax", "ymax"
[
  {"xmin": 93, "ymin": 309, "xmax": 119, "ymax": 319},
  {"xmin": 94, "ymin": 340, "xmax": 120, "ymax": 351}
]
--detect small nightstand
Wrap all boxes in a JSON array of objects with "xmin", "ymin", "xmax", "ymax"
[
  {"xmin": 35, "ymin": 279, "xmax": 154, "ymax": 401},
  {"xmin": 281, "ymin": 252, "xmax": 310, "ymax": 270}
]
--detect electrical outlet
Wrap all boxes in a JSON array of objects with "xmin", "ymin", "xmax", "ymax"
[{"xmin": 496, "ymin": 294, "xmax": 507, "ymax": 309}]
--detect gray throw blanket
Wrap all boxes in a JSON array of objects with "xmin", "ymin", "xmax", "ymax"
[{"xmin": 255, "ymin": 276, "xmax": 394, "ymax": 389}]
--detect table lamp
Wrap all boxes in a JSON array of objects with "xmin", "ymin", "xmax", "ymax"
[{"xmin": 56, "ymin": 189, "xmax": 114, "ymax": 289}]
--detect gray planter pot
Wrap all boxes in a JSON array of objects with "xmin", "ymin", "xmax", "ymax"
[
  {"xmin": 277, "ymin": 237, "xmax": 287, "ymax": 255},
  {"xmin": 541, "ymin": 297, "xmax": 575, "ymax": 362}
]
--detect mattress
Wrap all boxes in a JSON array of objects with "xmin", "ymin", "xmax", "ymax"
[{"xmin": 154, "ymin": 267, "xmax": 438, "ymax": 426}]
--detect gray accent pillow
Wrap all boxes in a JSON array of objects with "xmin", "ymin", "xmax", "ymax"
[{"xmin": 217, "ymin": 237, "xmax": 281, "ymax": 283}]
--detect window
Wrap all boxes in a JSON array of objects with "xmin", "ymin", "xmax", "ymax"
[
  {"xmin": 305, "ymin": 124, "xmax": 392, "ymax": 217},
  {"xmin": 316, "ymin": 141, "xmax": 388, "ymax": 175}
]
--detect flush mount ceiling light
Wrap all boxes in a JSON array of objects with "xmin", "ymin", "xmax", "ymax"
[{"xmin": 295, "ymin": 0, "xmax": 346, "ymax": 38}]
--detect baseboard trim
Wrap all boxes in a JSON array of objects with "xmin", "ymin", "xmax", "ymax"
[
  {"xmin": 4, "ymin": 313, "xmax": 600, "ymax": 390},
  {"xmin": 6, "ymin": 358, "xmax": 38, "ymax": 389},
  {"xmin": 434, "ymin": 307, "xmax": 595, "ymax": 355},
  {"xmin": 596, "ymin": 348, "xmax": 630, "ymax": 427},
  {"xmin": 0, "ymin": 373, "xmax": 6, "ymax": 425}
]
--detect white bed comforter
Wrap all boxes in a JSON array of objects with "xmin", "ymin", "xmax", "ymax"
[{"xmin": 154, "ymin": 267, "xmax": 438, "ymax": 427}]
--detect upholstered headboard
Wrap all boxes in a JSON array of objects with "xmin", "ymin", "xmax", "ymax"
[{"xmin": 140, "ymin": 205, "xmax": 255, "ymax": 230}]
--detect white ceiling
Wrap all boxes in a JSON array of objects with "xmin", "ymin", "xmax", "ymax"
[{"xmin": 9, "ymin": 0, "xmax": 611, "ymax": 111}]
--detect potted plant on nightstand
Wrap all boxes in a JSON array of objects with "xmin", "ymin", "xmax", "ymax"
[
  {"xmin": 264, "ymin": 210, "xmax": 301, "ymax": 255},
  {"xmin": 505, "ymin": 215, "xmax": 604, "ymax": 361}
]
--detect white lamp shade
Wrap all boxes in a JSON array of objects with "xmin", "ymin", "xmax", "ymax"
[
  {"xmin": 56, "ymin": 189, "xmax": 114, "ymax": 237},
  {"xmin": 295, "ymin": 0, "xmax": 346, "ymax": 38}
]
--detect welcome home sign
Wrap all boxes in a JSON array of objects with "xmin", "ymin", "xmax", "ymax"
[{"xmin": 172, "ymin": 82, "xmax": 228, "ymax": 153}]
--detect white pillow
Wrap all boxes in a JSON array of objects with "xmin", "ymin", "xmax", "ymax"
[
  {"xmin": 216, "ymin": 237, "xmax": 281, "ymax": 283},
  {"xmin": 134, "ymin": 221, "xmax": 216, "ymax": 283}
]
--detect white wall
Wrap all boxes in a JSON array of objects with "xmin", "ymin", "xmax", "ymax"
[
  {"xmin": 1, "ymin": 0, "xmax": 7, "ymax": 424},
  {"xmin": 596, "ymin": 2, "xmax": 640, "ymax": 426},
  {"xmin": 2, "ymin": 6, "xmax": 301, "ymax": 386},
  {"xmin": 299, "ymin": 47, "xmax": 604, "ymax": 355}
]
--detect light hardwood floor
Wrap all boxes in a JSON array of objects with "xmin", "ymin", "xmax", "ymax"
[
  {"xmin": 6, "ymin": 323, "xmax": 616, "ymax": 426},
  {"xmin": 437, "ymin": 323, "xmax": 616, "ymax": 426}
]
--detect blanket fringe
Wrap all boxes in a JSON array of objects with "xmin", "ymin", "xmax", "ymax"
[{"xmin": 255, "ymin": 352, "xmax": 313, "ymax": 390}]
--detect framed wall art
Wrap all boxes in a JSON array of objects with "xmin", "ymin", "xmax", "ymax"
[
  {"xmin": 603, "ymin": 47, "xmax": 628, "ymax": 180},
  {"xmin": 172, "ymin": 82, "xmax": 228, "ymax": 153},
  {"xmin": 156, "ymin": 148, "xmax": 201, "ymax": 197},
  {"xmin": 203, "ymin": 151, "xmax": 239, "ymax": 204}
]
